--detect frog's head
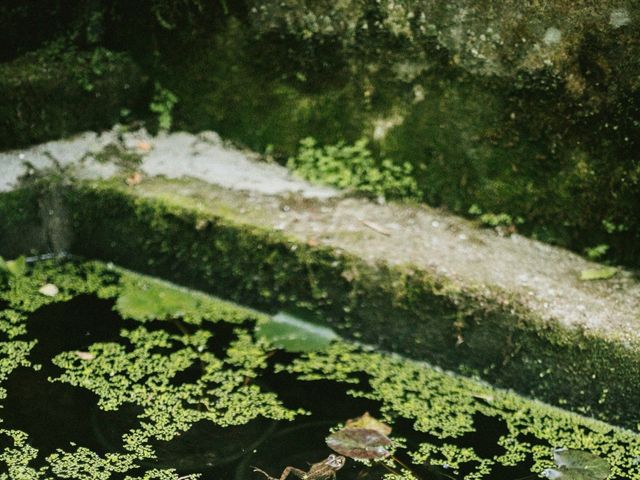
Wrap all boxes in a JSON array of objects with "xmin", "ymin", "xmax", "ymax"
[{"xmin": 325, "ymin": 454, "xmax": 346, "ymax": 470}]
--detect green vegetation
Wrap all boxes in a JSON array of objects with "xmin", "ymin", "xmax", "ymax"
[
  {"xmin": 14, "ymin": 178, "xmax": 630, "ymax": 430},
  {"xmin": 0, "ymin": 260, "xmax": 301, "ymax": 478},
  {"xmin": 2, "ymin": 1, "xmax": 640, "ymax": 268},
  {"xmin": 584, "ymin": 244, "xmax": 610, "ymax": 261},
  {"xmin": 150, "ymin": 83, "xmax": 178, "ymax": 132},
  {"xmin": 0, "ymin": 259, "xmax": 639, "ymax": 479},
  {"xmin": 285, "ymin": 343, "xmax": 640, "ymax": 479},
  {"xmin": 288, "ymin": 137, "xmax": 422, "ymax": 200},
  {"xmin": 0, "ymin": 41, "xmax": 143, "ymax": 149}
]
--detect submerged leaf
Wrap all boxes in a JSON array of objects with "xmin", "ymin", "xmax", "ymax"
[
  {"xmin": 326, "ymin": 428, "xmax": 391, "ymax": 460},
  {"xmin": 541, "ymin": 448, "xmax": 610, "ymax": 480},
  {"xmin": 345, "ymin": 412, "xmax": 392, "ymax": 436},
  {"xmin": 256, "ymin": 311, "xmax": 339, "ymax": 352}
]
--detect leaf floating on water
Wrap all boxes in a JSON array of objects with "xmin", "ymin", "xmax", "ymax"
[
  {"xmin": 256, "ymin": 311, "xmax": 339, "ymax": 353},
  {"xmin": 345, "ymin": 412, "xmax": 392, "ymax": 436},
  {"xmin": 74, "ymin": 351, "xmax": 95, "ymax": 361},
  {"xmin": 0, "ymin": 256, "xmax": 27, "ymax": 277},
  {"xmin": 39, "ymin": 283, "xmax": 59, "ymax": 297},
  {"xmin": 541, "ymin": 448, "xmax": 610, "ymax": 480},
  {"xmin": 579, "ymin": 267, "xmax": 617, "ymax": 281},
  {"xmin": 326, "ymin": 428, "xmax": 391, "ymax": 460}
]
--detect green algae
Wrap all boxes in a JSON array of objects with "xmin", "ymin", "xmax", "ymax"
[
  {"xmin": 282, "ymin": 343, "xmax": 640, "ymax": 479},
  {"xmin": 0, "ymin": 259, "xmax": 639, "ymax": 479},
  {"xmin": 0, "ymin": 260, "xmax": 300, "ymax": 478}
]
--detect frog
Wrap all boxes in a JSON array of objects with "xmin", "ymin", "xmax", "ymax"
[{"xmin": 253, "ymin": 454, "xmax": 346, "ymax": 480}]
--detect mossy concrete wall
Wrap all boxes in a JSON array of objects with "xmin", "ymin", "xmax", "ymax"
[
  {"xmin": 149, "ymin": 1, "xmax": 640, "ymax": 267},
  {"xmin": 0, "ymin": 45, "xmax": 145, "ymax": 149},
  {"xmin": 2, "ymin": 0, "xmax": 639, "ymax": 265},
  {"xmin": 2, "ymin": 168, "xmax": 639, "ymax": 430}
]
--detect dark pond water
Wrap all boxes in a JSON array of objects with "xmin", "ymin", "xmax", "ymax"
[{"xmin": 1, "ymin": 293, "xmax": 628, "ymax": 480}]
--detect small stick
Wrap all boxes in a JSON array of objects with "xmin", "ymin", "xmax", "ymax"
[{"xmin": 361, "ymin": 220, "xmax": 392, "ymax": 236}]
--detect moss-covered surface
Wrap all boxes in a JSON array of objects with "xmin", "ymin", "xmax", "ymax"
[
  {"xmin": 1, "ymin": 259, "xmax": 639, "ymax": 479},
  {"xmin": 0, "ymin": 178, "xmax": 622, "ymax": 432},
  {"xmin": 147, "ymin": 3, "xmax": 640, "ymax": 268},
  {"xmin": 2, "ymin": 0, "xmax": 640, "ymax": 266},
  {"xmin": 0, "ymin": 43, "xmax": 146, "ymax": 150},
  {"xmin": 0, "ymin": 187, "xmax": 47, "ymax": 259}
]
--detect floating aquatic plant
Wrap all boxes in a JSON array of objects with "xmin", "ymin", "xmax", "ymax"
[
  {"xmin": 541, "ymin": 449, "xmax": 610, "ymax": 480},
  {"xmin": 0, "ymin": 260, "xmax": 638, "ymax": 479}
]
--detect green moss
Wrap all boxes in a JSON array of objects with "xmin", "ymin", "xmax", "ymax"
[
  {"xmin": 42, "ymin": 180, "xmax": 638, "ymax": 430},
  {"xmin": 0, "ymin": 42, "xmax": 145, "ymax": 149},
  {"xmin": 0, "ymin": 188, "xmax": 47, "ymax": 259}
]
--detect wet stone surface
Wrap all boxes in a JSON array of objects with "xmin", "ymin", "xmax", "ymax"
[{"xmin": 0, "ymin": 260, "xmax": 639, "ymax": 479}]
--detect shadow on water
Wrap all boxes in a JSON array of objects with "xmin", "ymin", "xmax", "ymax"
[{"xmin": 4, "ymin": 295, "xmax": 550, "ymax": 479}]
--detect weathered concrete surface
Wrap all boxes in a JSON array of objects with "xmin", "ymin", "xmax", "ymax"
[
  {"xmin": 0, "ymin": 128, "xmax": 336, "ymax": 199},
  {"xmin": 2, "ymin": 129, "xmax": 637, "ymax": 341},
  {"xmin": 2, "ymin": 129, "xmax": 640, "ymax": 426}
]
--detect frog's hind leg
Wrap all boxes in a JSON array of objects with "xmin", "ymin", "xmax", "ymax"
[
  {"xmin": 252, "ymin": 466, "xmax": 308, "ymax": 480},
  {"xmin": 252, "ymin": 467, "xmax": 278, "ymax": 480},
  {"xmin": 278, "ymin": 466, "xmax": 309, "ymax": 480}
]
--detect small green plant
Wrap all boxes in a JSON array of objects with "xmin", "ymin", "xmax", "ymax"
[
  {"xmin": 288, "ymin": 137, "xmax": 422, "ymax": 200},
  {"xmin": 584, "ymin": 244, "xmax": 609, "ymax": 261},
  {"xmin": 602, "ymin": 219, "xmax": 628, "ymax": 234},
  {"xmin": 468, "ymin": 205, "xmax": 523, "ymax": 229},
  {"xmin": 150, "ymin": 82, "xmax": 178, "ymax": 131}
]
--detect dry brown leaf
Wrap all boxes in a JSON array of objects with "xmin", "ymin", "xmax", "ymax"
[
  {"xmin": 345, "ymin": 412, "xmax": 392, "ymax": 436},
  {"xmin": 126, "ymin": 172, "xmax": 143, "ymax": 186},
  {"xmin": 135, "ymin": 141, "xmax": 153, "ymax": 153}
]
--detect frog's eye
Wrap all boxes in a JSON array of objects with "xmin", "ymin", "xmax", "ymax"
[{"xmin": 327, "ymin": 455, "xmax": 335, "ymax": 461}]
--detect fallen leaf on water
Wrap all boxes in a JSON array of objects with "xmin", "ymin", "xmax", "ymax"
[
  {"xmin": 74, "ymin": 351, "xmax": 95, "ymax": 361},
  {"xmin": 579, "ymin": 267, "xmax": 617, "ymax": 281},
  {"xmin": 345, "ymin": 412, "xmax": 392, "ymax": 436},
  {"xmin": 126, "ymin": 172, "xmax": 143, "ymax": 186},
  {"xmin": 39, "ymin": 283, "xmax": 59, "ymax": 297},
  {"xmin": 541, "ymin": 448, "xmax": 610, "ymax": 480},
  {"xmin": 326, "ymin": 427, "xmax": 391, "ymax": 460}
]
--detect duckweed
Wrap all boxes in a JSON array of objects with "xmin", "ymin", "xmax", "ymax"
[{"xmin": 0, "ymin": 259, "xmax": 638, "ymax": 479}]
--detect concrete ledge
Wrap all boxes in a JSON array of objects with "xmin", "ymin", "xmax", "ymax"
[{"xmin": 1, "ymin": 131, "xmax": 639, "ymax": 428}]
